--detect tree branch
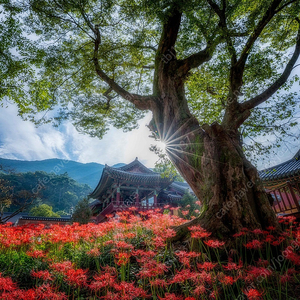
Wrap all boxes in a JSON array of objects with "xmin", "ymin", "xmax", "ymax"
[
  {"xmin": 206, "ymin": 0, "xmax": 237, "ymax": 63},
  {"xmin": 177, "ymin": 45, "xmax": 214, "ymax": 75},
  {"xmin": 241, "ymin": 26, "xmax": 300, "ymax": 111},
  {"xmin": 237, "ymin": 0, "xmax": 283, "ymax": 69},
  {"xmin": 153, "ymin": 7, "xmax": 182, "ymax": 94},
  {"xmin": 93, "ymin": 27, "xmax": 154, "ymax": 111},
  {"xmin": 275, "ymin": 0, "xmax": 298, "ymax": 13}
]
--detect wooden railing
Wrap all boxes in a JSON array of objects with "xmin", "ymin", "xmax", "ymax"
[{"xmin": 267, "ymin": 181, "xmax": 300, "ymax": 216}]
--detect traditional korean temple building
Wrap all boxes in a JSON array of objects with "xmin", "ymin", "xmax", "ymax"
[
  {"xmin": 89, "ymin": 158, "xmax": 193, "ymax": 223},
  {"xmin": 259, "ymin": 149, "xmax": 300, "ymax": 216}
]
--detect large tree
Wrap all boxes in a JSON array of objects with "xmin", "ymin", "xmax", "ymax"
[{"xmin": 1, "ymin": 0, "xmax": 300, "ymax": 236}]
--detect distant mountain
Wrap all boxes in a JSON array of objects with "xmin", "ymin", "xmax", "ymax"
[{"xmin": 0, "ymin": 158, "xmax": 125, "ymax": 189}]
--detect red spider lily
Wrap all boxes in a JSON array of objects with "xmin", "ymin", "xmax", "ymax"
[
  {"xmin": 150, "ymin": 278, "xmax": 168, "ymax": 288},
  {"xmin": 138, "ymin": 260, "xmax": 169, "ymax": 278},
  {"xmin": 197, "ymin": 262, "xmax": 217, "ymax": 271},
  {"xmin": 50, "ymin": 261, "xmax": 74, "ymax": 274},
  {"xmin": 271, "ymin": 236, "xmax": 285, "ymax": 246},
  {"xmin": 218, "ymin": 274, "xmax": 236, "ymax": 285},
  {"xmin": 114, "ymin": 281, "xmax": 148, "ymax": 299},
  {"xmin": 190, "ymin": 228, "xmax": 212, "ymax": 238},
  {"xmin": 102, "ymin": 266, "xmax": 117, "ymax": 275},
  {"xmin": 193, "ymin": 285, "xmax": 207, "ymax": 296},
  {"xmin": 87, "ymin": 247, "xmax": 101, "ymax": 257},
  {"xmin": 0, "ymin": 273, "xmax": 17, "ymax": 291},
  {"xmin": 287, "ymin": 268, "xmax": 297, "ymax": 275},
  {"xmin": 89, "ymin": 272, "xmax": 116, "ymax": 291},
  {"xmin": 124, "ymin": 232, "xmax": 136, "ymax": 239},
  {"xmin": 204, "ymin": 240, "xmax": 225, "ymax": 248},
  {"xmin": 181, "ymin": 210, "xmax": 189, "ymax": 216},
  {"xmin": 26, "ymin": 249, "xmax": 46, "ymax": 258},
  {"xmin": 115, "ymin": 252, "xmax": 131, "ymax": 266},
  {"xmin": 245, "ymin": 266, "xmax": 272, "ymax": 281},
  {"xmin": 185, "ymin": 297, "xmax": 196, "ymax": 300},
  {"xmin": 223, "ymin": 259, "xmax": 243, "ymax": 270},
  {"xmin": 153, "ymin": 236, "xmax": 166, "ymax": 248},
  {"xmin": 280, "ymin": 273, "xmax": 293, "ymax": 284},
  {"xmin": 114, "ymin": 240, "xmax": 134, "ymax": 250},
  {"xmin": 243, "ymin": 288, "xmax": 264, "ymax": 300},
  {"xmin": 265, "ymin": 234, "xmax": 275, "ymax": 243},
  {"xmin": 195, "ymin": 201, "xmax": 201, "ymax": 206},
  {"xmin": 132, "ymin": 249, "xmax": 156, "ymax": 260},
  {"xmin": 160, "ymin": 228, "xmax": 176, "ymax": 239},
  {"xmin": 31, "ymin": 270, "xmax": 53, "ymax": 281},
  {"xmin": 209, "ymin": 290, "xmax": 219, "ymax": 299},
  {"xmin": 102, "ymin": 291, "xmax": 121, "ymax": 300},
  {"xmin": 158, "ymin": 293, "xmax": 184, "ymax": 300},
  {"xmin": 244, "ymin": 239, "xmax": 264, "ymax": 249},
  {"xmin": 64, "ymin": 268, "xmax": 88, "ymax": 287},
  {"xmin": 192, "ymin": 270, "xmax": 213, "ymax": 285},
  {"xmin": 266, "ymin": 226, "xmax": 276, "ymax": 231},
  {"xmin": 35, "ymin": 283, "xmax": 68, "ymax": 299},
  {"xmin": 232, "ymin": 231, "xmax": 246, "ymax": 238},
  {"xmin": 169, "ymin": 269, "xmax": 193, "ymax": 284},
  {"xmin": 252, "ymin": 229, "xmax": 265, "ymax": 235},
  {"xmin": 175, "ymin": 251, "xmax": 200, "ymax": 267},
  {"xmin": 190, "ymin": 231, "xmax": 208, "ymax": 239},
  {"xmin": 284, "ymin": 250, "xmax": 300, "ymax": 265},
  {"xmin": 1, "ymin": 288, "xmax": 36, "ymax": 300}
]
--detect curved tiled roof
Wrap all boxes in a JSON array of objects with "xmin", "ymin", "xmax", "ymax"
[
  {"xmin": 89, "ymin": 159, "xmax": 171, "ymax": 199},
  {"xmin": 170, "ymin": 182, "xmax": 194, "ymax": 194},
  {"xmin": 119, "ymin": 157, "xmax": 155, "ymax": 173},
  {"xmin": 19, "ymin": 216, "xmax": 71, "ymax": 222},
  {"xmin": 259, "ymin": 149, "xmax": 300, "ymax": 182}
]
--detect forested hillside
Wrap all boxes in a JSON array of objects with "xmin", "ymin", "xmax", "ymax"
[{"xmin": 0, "ymin": 171, "xmax": 92, "ymax": 213}]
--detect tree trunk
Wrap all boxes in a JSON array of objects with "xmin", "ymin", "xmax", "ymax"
[
  {"xmin": 150, "ymin": 89, "xmax": 280, "ymax": 239},
  {"xmin": 149, "ymin": 34, "xmax": 280, "ymax": 238},
  {"xmin": 168, "ymin": 121, "xmax": 280, "ymax": 239}
]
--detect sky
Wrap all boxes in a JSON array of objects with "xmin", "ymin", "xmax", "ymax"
[
  {"xmin": 0, "ymin": 102, "xmax": 163, "ymax": 168},
  {"xmin": 0, "ymin": 100, "xmax": 299, "ymax": 171}
]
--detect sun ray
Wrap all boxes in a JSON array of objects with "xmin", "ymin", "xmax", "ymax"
[
  {"xmin": 164, "ymin": 119, "xmax": 196, "ymax": 144},
  {"xmin": 166, "ymin": 148, "xmax": 202, "ymax": 175},
  {"xmin": 165, "ymin": 127, "xmax": 203, "ymax": 145},
  {"xmin": 167, "ymin": 145, "xmax": 230, "ymax": 166},
  {"xmin": 161, "ymin": 114, "xmax": 179, "ymax": 142}
]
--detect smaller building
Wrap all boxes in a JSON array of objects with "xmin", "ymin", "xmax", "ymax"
[
  {"xmin": 17, "ymin": 216, "xmax": 71, "ymax": 227},
  {"xmin": 259, "ymin": 149, "xmax": 300, "ymax": 216},
  {"xmin": 89, "ymin": 158, "xmax": 192, "ymax": 223}
]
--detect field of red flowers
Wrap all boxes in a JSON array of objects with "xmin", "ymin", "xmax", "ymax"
[{"xmin": 0, "ymin": 209, "xmax": 300, "ymax": 300}]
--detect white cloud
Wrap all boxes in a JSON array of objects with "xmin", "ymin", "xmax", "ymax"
[{"xmin": 0, "ymin": 103, "xmax": 160, "ymax": 167}]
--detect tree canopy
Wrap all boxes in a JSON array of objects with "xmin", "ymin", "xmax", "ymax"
[
  {"xmin": 1, "ymin": 0, "xmax": 299, "ymax": 160},
  {"xmin": 0, "ymin": 171, "xmax": 91, "ymax": 212},
  {"xmin": 30, "ymin": 203, "xmax": 60, "ymax": 217}
]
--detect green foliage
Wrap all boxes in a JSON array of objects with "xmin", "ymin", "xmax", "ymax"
[
  {"xmin": 30, "ymin": 204, "xmax": 60, "ymax": 217},
  {"xmin": 177, "ymin": 191, "xmax": 200, "ymax": 218},
  {"xmin": 151, "ymin": 144, "xmax": 184, "ymax": 182},
  {"xmin": 72, "ymin": 197, "xmax": 92, "ymax": 224},
  {"xmin": 0, "ymin": 178, "xmax": 13, "ymax": 214},
  {"xmin": 1, "ymin": 0, "xmax": 300, "ymax": 160},
  {"xmin": 0, "ymin": 171, "xmax": 91, "ymax": 213}
]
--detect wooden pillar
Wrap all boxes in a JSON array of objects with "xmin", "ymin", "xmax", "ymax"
[
  {"xmin": 154, "ymin": 190, "xmax": 157, "ymax": 207},
  {"xmin": 283, "ymin": 185, "xmax": 293, "ymax": 210},
  {"xmin": 135, "ymin": 188, "xmax": 139, "ymax": 206},
  {"xmin": 146, "ymin": 195, "xmax": 149, "ymax": 209},
  {"xmin": 278, "ymin": 188, "xmax": 288, "ymax": 211},
  {"xmin": 287, "ymin": 182, "xmax": 300, "ymax": 212},
  {"xmin": 272, "ymin": 191, "xmax": 283, "ymax": 213}
]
